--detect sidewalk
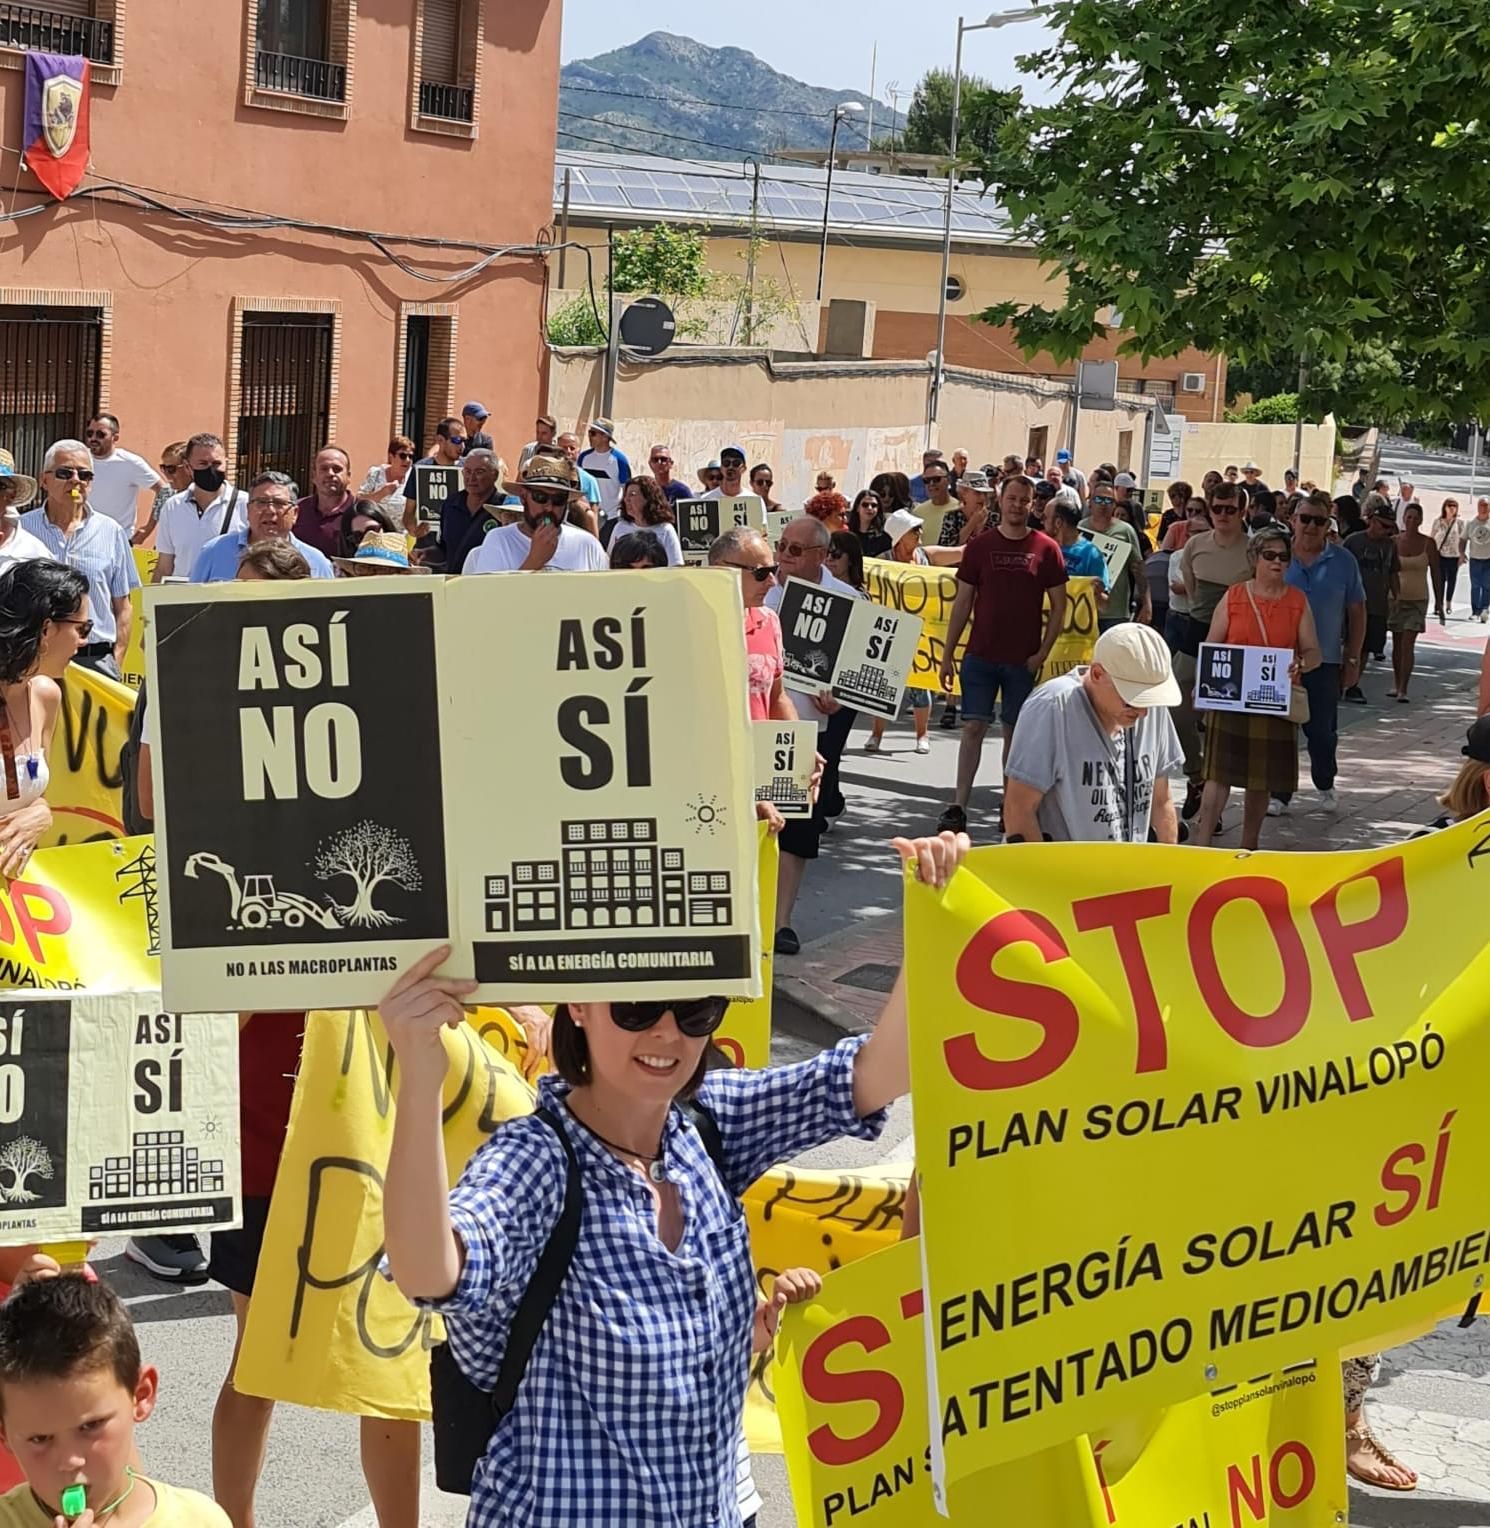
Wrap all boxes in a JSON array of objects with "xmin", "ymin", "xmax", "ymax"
[{"xmin": 769, "ymin": 627, "xmax": 1490, "ymax": 1526}]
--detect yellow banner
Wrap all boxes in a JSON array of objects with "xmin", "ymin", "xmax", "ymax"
[
  {"xmin": 907, "ymin": 822, "xmax": 1490, "ymax": 1477},
  {"xmin": 775, "ymin": 1239, "xmax": 1346, "ymax": 1527},
  {"xmin": 716, "ymin": 824, "xmax": 777, "ymax": 1069},
  {"xmin": 0, "ymin": 836, "xmax": 158, "ymax": 991},
  {"xmin": 862, "ymin": 561, "xmax": 1098, "ymax": 695},
  {"xmin": 118, "ymin": 547, "xmax": 157, "ymax": 691},
  {"xmin": 40, "ymin": 664, "xmax": 135, "ymax": 849}
]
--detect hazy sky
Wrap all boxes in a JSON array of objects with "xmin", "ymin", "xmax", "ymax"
[{"xmin": 559, "ymin": 1, "xmax": 1061, "ymax": 123}]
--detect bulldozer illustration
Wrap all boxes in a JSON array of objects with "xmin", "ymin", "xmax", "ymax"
[{"xmin": 184, "ymin": 851, "xmax": 342, "ymax": 932}]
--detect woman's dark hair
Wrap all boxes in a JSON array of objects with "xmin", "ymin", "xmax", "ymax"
[
  {"xmin": 338, "ymin": 500, "xmax": 396, "ymax": 557},
  {"xmin": 828, "ymin": 530, "xmax": 865, "ymax": 589},
  {"xmin": 551, "ymin": 1004, "xmax": 709, "ymax": 1096},
  {"xmin": 609, "ymin": 529, "xmax": 670, "ymax": 569},
  {"xmin": 0, "ymin": 559, "xmax": 88, "ymax": 684},
  {"xmin": 868, "ymin": 471, "xmax": 913, "ymax": 513},
  {"xmin": 623, "ymin": 475, "xmax": 675, "ymax": 526},
  {"xmin": 1116, "ymin": 499, "xmax": 1153, "ymax": 551},
  {"xmin": 237, "ymin": 542, "xmax": 311, "ymax": 581},
  {"xmin": 849, "ymin": 489, "xmax": 885, "ymax": 538}
]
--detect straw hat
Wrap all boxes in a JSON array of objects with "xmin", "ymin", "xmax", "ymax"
[
  {"xmin": 332, "ymin": 529, "xmax": 428, "ymax": 576},
  {"xmin": 0, "ymin": 449, "xmax": 38, "ymax": 508}
]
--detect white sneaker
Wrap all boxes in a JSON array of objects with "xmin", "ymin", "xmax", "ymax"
[
  {"xmin": 1317, "ymin": 788, "xmax": 1337, "ymax": 811},
  {"xmin": 915, "ymin": 736, "xmax": 931, "ymax": 755},
  {"xmin": 1266, "ymin": 797, "xmax": 1287, "ymax": 817}
]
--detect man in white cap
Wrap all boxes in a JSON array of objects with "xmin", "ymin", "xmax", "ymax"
[
  {"xmin": 576, "ymin": 417, "xmax": 631, "ymax": 520},
  {"xmin": 1001, "ymin": 623, "xmax": 1183, "ymax": 843}
]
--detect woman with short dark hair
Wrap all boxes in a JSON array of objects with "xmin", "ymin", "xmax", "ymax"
[
  {"xmin": 602, "ymin": 477, "xmax": 683, "ymax": 565},
  {"xmin": 608, "ymin": 528, "xmax": 671, "ymax": 569},
  {"xmin": 0, "ymin": 559, "xmax": 87, "ymax": 875}
]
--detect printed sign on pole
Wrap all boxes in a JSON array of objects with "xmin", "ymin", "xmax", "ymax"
[
  {"xmin": 777, "ymin": 577, "xmax": 923, "ymax": 719},
  {"xmin": 676, "ymin": 495, "xmax": 767, "ymax": 564},
  {"xmin": 752, "ymin": 721, "xmax": 817, "ymax": 819},
  {"xmin": 0, "ymin": 993, "xmax": 239, "ymax": 1242},
  {"xmin": 412, "ymin": 464, "xmax": 459, "ymax": 526},
  {"xmin": 1195, "ymin": 642, "xmax": 1294, "ymax": 715},
  {"xmin": 149, "ymin": 574, "xmax": 760, "ymax": 1008}
]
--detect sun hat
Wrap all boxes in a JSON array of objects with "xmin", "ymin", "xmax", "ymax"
[
  {"xmin": 1092, "ymin": 623, "xmax": 1181, "ymax": 707},
  {"xmin": 959, "ymin": 470, "xmax": 992, "ymax": 492},
  {"xmin": 0, "ymin": 449, "xmax": 38, "ymax": 508},
  {"xmin": 502, "ymin": 455, "xmax": 582, "ymax": 499},
  {"xmin": 883, "ymin": 507, "xmax": 925, "ymax": 543},
  {"xmin": 1463, "ymin": 716, "xmax": 1490, "ymax": 764},
  {"xmin": 332, "ymin": 529, "xmax": 429, "ymax": 575}
]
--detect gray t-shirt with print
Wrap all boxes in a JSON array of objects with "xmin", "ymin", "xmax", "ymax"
[{"xmin": 1004, "ymin": 671, "xmax": 1184, "ymax": 843}]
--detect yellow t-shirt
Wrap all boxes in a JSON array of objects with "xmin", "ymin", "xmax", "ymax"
[{"xmin": 0, "ymin": 1477, "xmax": 231, "ymax": 1527}]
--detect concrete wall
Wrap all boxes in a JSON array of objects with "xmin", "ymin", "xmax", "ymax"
[
  {"xmin": 549, "ymin": 288, "xmax": 822, "ymax": 353},
  {"xmin": 1157, "ymin": 421, "xmax": 1338, "ymax": 491},
  {"xmin": 546, "ymin": 349, "xmax": 1153, "ymax": 507},
  {"xmin": 0, "ymin": 0, "xmax": 560, "ymax": 482}
]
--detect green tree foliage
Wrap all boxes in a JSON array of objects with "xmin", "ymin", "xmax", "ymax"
[
  {"xmin": 1230, "ymin": 339, "xmax": 1403, "ymax": 426},
  {"xmin": 1232, "ymin": 393, "xmax": 1302, "ymax": 425},
  {"xmin": 975, "ymin": 0, "xmax": 1490, "ymax": 424},
  {"xmin": 610, "ymin": 224, "xmax": 712, "ymax": 301},
  {"xmin": 547, "ymin": 297, "xmax": 606, "ymax": 347},
  {"xmin": 899, "ymin": 69, "xmax": 1019, "ymax": 161}
]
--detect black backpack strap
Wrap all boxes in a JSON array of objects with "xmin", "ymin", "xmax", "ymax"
[
  {"xmin": 677, "ymin": 1097, "xmax": 728, "ymax": 1186},
  {"xmin": 488, "ymin": 1105, "xmax": 583, "ymax": 1419}
]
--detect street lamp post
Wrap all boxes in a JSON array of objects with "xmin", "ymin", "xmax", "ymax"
[
  {"xmin": 928, "ymin": 6, "xmax": 1046, "ymax": 446},
  {"xmin": 816, "ymin": 102, "xmax": 864, "ymax": 304}
]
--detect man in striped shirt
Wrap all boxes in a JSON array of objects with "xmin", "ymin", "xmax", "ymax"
[{"xmin": 20, "ymin": 438, "xmax": 139, "ymax": 679}]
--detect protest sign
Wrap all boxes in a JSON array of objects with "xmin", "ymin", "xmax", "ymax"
[
  {"xmin": 40, "ymin": 663, "xmax": 135, "ymax": 849},
  {"xmin": 715, "ymin": 824, "xmax": 777, "ymax": 1070},
  {"xmin": 766, "ymin": 508, "xmax": 793, "ymax": 548},
  {"xmin": 777, "ymin": 577, "xmax": 923, "ymax": 719},
  {"xmin": 1079, "ymin": 527, "xmax": 1129, "ymax": 584},
  {"xmin": 119, "ymin": 547, "xmax": 157, "ymax": 691},
  {"xmin": 676, "ymin": 495, "xmax": 767, "ymax": 564},
  {"xmin": 149, "ymin": 573, "xmax": 759, "ymax": 1008},
  {"xmin": 775, "ymin": 1239, "xmax": 1345, "ymax": 1528},
  {"xmin": 906, "ymin": 822, "xmax": 1490, "ymax": 1479},
  {"xmin": 862, "ymin": 562, "xmax": 1099, "ymax": 696},
  {"xmin": 1196, "ymin": 643, "xmax": 1295, "ymax": 716},
  {"xmin": 412, "ymin": 463, "xmax": 458, "ymax": 527},
  {"xmin": 0, "ymin": 992, "xmax": 239, "ymax": 1243},
  {"xmin": 754, "ymin": 721, "xmax": 817, "ymax": 818}
]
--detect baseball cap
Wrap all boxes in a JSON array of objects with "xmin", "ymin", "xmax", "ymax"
[
  {"xmin": 720, "ymin": 444, "xmax": 746, "ymax": 463},
  {"xmin": 1114, "ymin": 472, "xmax": 1138, "ymax": 489},
  {"xmin": 1055, "ymin": 449, "xmax": 1072, "ymax": 464},
  {"xmin": 461, "ymin": 401, "xmax": 489, "ymax": 420},
  {"xmin": 883, "ymin": 508, "xmax": 925, "ymax": 543},
  {"xmin": 588, "ymin": 417, "xmax": 616, "ymax": 439},
  {"xmin": 1092, "ymin": 623, "xmax": 1181, "ymax": 708},
  {"xmin": 1464, "ymin": 716, "xmax": 1490, "ymax": 764}
]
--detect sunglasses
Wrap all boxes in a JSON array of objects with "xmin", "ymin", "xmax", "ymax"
[
  {"xmin": 84, "ymin": 429, "xmax": 109, "ymax": 439},
  {"xmin": 57, "ymin": 617, "xmax": 95, "ymax": 638},
  {"xmin": 446, "ymin": 436, "xmax": 466, "ymax": 447},
  {"xmin": 526, "ymin": 488, "xmax": 570, "ymax": 508},
  {"xmin": 724, "ymin": 561, "xmax": 779, "ymax": 582},
  {"xmin": 1211, "ymin": 504, "xmax": 1240, "ymax": 515},
  {"xmin": 651, "ymin": 457, "xmax": 672, "ymax": 466},
  {"xmin": 1298, "ymin": 514, "xmax": 1330, "ymax": 526},
  {"xmin": 394, "ymin": 450, "xmax": 414, "ymax": 460},
  {"xmin": 610, "ymin": 998, "xmax": 729, "ymax": 1038},
  {"xmin": 52, "ymin": 467, "xmax": 94, "ymax": 481},
  {"xmin": 1256, "ymin": 547, "xmax": 1290, "ymax": 562},
  {"xmin": 778, "ymin": 540, "xmax": 820, "ymax": 558},
  {"xmin": 1091, "ymin": 496, "xmax": 1115, "ymax": 507},
  {"xmin": 923, "ymin": 475, "xmax": 948, "ymax": 485}
]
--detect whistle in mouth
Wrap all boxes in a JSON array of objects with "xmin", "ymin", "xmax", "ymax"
[
  {"xmin": 60, "ymin": 1484, "xmax": 86, "ymax": 1519},
  {"xmin": 69, "ymin": 487, "xmax": 82, "ymax": 500}
]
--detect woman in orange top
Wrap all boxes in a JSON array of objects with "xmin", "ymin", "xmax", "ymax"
[{"xmin": 1194, "ymin": 521, "xmax": 1321, "ymax": 850}]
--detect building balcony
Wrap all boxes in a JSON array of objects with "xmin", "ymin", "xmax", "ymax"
[
  {"xmin": 0, "ymin": 2, "xmax": 114, "ymax": 65},
  {"xmin": 254, "ymin": 48, "xmax": 345, "ymax": 102},
  {"xmin": 418, "ymin": 80, "xmax": 473, "ymax": 123}
]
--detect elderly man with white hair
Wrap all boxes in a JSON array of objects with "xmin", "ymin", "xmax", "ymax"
[{"xmin": 20, "ymin": 438, "xmax": 139, "ymax": 677}]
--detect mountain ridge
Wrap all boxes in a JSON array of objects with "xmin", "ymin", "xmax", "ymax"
[{"xmin": 559, "ymin": 31, "xmax": 906, "ymax": 164}]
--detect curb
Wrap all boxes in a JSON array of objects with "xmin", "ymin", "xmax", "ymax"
[{"xmin": 772, "ymin": 966, "xmax": 875, "ymax": 1036}]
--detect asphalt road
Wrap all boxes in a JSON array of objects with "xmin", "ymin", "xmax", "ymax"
[
  {"xmin": 90, "ymin": 1000, "xmax": 907, "ymax": 1528},
  {"xmin": 1375, "ymin": 433, "xmax": 1490, "ymax": 509}
]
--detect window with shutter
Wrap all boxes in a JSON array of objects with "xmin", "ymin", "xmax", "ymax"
[
  {"xmin": 421, "ymin": 0, "xmax": 459, "ymax": 84},
  {"xmin": 416, "ymin": 0, "xmax": 473, "ymax": 124}
]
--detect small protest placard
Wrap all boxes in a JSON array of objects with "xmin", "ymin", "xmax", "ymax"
[
  {"xmin": 1195, "ymin": 642, "xmax": 1294, "ymax": 715},
  {"xmin": 776, "ymin": 577, "xmax": 924, "ymax": 719},
  {"xmin": 0, "ymin": 994, "xmax": 239, "ymax": 1242},
  {"xmin": 1080, "ymin": 526, "xmax": 1130, "ymax": 583},
  {"xmin": 752, "ymin": 722, "xmax": 816, "ymax": 818},
  {"xmin": 413, "ymin": 463, "xmax": 459, "ymax": 525},
  {"xmin": 676, "ymin": 495, "xmax": 767, "ymax": 564}
]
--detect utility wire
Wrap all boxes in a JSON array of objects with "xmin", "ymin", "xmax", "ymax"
[{"xmin": 562, "ymin": 80, "xmax": 886, "ymax": 127}]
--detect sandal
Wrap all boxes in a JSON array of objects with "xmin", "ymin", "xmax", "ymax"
[{"xmin": 1345, "ymin": 1425, "xmax": 1418, "ymax": 1492}]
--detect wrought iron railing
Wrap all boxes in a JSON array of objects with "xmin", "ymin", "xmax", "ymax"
[
  {"xmin": 0, "ymin": 3, "xmax": 114, "ymax": 64},
  {"xmin": 255, "ymin": 48, "xmax": 345, "ymax": 101},
  {"xmin": 418, "ymin": 80, "xmax": 473, "ymax": 122}
]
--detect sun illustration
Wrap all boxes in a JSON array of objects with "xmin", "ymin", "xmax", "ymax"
[{"xmin": 685, "ymin": 795, "xmax": 728, "ymax": 835}]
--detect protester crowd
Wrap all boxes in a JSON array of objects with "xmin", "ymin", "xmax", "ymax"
[{"xmin": 0, "ymin": 410, "xmax": 1486, "ymax": 1526}]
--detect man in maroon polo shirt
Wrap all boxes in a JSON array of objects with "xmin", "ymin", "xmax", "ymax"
[{"xmin": 294, "ymin": 444, "xmax": 357, "ymax": 558}]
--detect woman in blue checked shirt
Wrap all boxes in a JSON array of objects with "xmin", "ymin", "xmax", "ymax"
[{"xmin": 380, "ymin": 831, "xmax": 966, "ymax": 1528}]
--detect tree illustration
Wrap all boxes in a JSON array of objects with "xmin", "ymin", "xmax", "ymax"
[
  {"xmin": 0, "ymin": 1136, "xmax": 54, "ymax": 1204},
  {"xmin": 311, "ymin": 821, "xmax": 422, "ymax": 929}
]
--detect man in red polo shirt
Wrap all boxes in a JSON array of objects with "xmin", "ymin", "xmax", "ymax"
[{"xmin": 293, "ymin": 445, "xmax": 357, "ymax": 558}]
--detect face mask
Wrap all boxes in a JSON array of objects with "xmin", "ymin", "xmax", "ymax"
[{"xmin": 193, "ymin": 466, "xmax": 227, "ymax": 493}]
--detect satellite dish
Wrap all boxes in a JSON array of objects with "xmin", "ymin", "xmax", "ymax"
[{"xmin": 619, "ymin": 297, "xmax": 677, "ymax": 357}]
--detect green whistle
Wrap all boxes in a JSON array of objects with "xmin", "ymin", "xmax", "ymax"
[{"xmin": 60, "ymin": 1484, "xmax": 86, "ymax": 1519}]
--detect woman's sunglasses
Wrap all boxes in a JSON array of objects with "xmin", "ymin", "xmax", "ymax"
[{"xmin": 610, "ymin": 998, "xmax": 729, "ymax": 1037}]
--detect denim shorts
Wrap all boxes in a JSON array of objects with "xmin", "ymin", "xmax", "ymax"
[{"xmin": 959, "ymin": 654, "xmax": 1035, "ymax": 726}]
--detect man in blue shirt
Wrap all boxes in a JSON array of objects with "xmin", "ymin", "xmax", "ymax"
[
  {"xmin": 1274, "ymin": 493, "xmax": 1365, "ymax": 814},
  {"xmin": 575, "ymin": 417, "xmax": 631, "ymax": 520},
  {"xmin": 191, "ymin": 471, "xmax": 334, "ymax": 581},
  {"xmin": 1047, "ymin": 495, "xmax": 1111, "ymax": 590},
  {"xmin": 556, "ymin": 431, "xmax": 602, "ymax": 512}
]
